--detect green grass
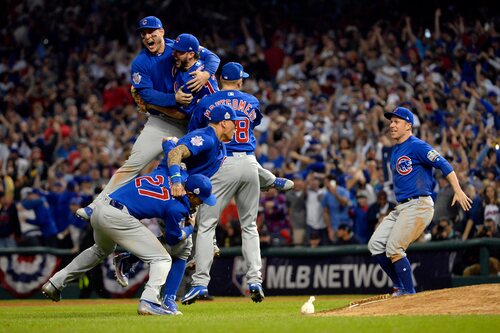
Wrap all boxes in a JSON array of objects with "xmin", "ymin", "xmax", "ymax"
[{"xmin": 0, "ymin": 296, "xmax": 499, "ymax": 333}]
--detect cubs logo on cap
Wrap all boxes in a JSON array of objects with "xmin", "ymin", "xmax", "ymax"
[{"xmin": 136, "ymin": 16, "xmax": 163, "ymax": 31}]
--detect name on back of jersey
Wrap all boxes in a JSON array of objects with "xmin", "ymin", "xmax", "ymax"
[{"xmin": 204, "ymin": 98, "xmax": 257, "ymax": 121}]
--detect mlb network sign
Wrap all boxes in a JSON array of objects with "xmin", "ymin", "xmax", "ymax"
[{"xmin": 210, "ymin": 252, "xmax": 452, "ymax": 296}]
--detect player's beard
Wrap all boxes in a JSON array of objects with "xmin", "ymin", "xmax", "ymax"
[{"xmin": 175, "ymin": 57, "xmax": 189, "ymax": 71}]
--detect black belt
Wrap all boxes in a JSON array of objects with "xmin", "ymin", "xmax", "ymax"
[
  {"xmin": 109, "ymin": 199, "xmax": 125, "ymax": 210},
  {"xmin": 399, "ymin": 195, "xmax": 429, "ymax": 204}
]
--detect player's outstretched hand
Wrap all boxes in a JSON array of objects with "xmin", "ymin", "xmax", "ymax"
[
  {"xmin": 175, "ymin": 87, "xmax": 193, "ymax": 106},
  {"xmin": 171, "ymin": 182, "xmax": 186, "ymax": 197},
  {"xmin": 452, "ymin": 190, "xmax": 472, "ymax": 211},
  {"xmin": 187, "ymin": 68, "xmax": 210, "ymax": 93}
]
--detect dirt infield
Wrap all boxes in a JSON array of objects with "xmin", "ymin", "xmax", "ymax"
[{"xmin": 319, "ymin": 284, "xmax": 500, "ymax": 316}]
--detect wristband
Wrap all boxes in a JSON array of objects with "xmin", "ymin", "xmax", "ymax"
[{"xmin": 169, "ymin": 165, "xmax": 181, "ymax": 182}]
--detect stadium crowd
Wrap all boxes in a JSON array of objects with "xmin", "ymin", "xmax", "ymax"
[{"xmin": 0, "ymin": 0, "xmax": 499, "ymax": 271}]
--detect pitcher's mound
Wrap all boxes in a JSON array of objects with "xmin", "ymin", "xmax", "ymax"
[{"xmin": 319, "ymin": 284, "xmax": 500, "ymax": 316}]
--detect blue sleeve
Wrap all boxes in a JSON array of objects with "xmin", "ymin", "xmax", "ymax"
[
  {"xmin": 163, "ymin": 209, "xmax": 185, "ymax": 246},
  {"xmin": 162, "ymin": 140, "xmax": 177, "ymax": 156},
  {"xmin": 476, "ymin": 145, "xmax": 490, "ymax": 167},
  {"xmin": 414, "ymin": 39, "xmax": 426, "ymax": 60},
  {"xmin": 21, "ymin": 199, "xmax": 44, "ymax": 210},
  {"xmin": 416, "ymin": 141, "xmax": 453, "ymax": 176},
  {"xmin": 479, "ymin": 99, "xmax": 494, "ymax": 114},
  {"xmin": 187, "ymin": 103, "xmax": 210, "ymax": 132},
  {"xmin": 131, "ymin": 58, "xmax": 177, "ymax": 107},
  {"xmin": 252, "ymin": 98, "xmax": 263, "ymax": 128},
  {"xmin": 320, "ymin": 192, "xmax": 328, "ymax": 207},
  {"xmin": 178, "ymin": 131, "xmax": 213, "ymax": 156},
  {"xmin": 198, "ymin": 47, "xmax": 220, "ymax": 75}
]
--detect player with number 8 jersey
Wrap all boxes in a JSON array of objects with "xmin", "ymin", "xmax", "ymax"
[{"xmin": 182, "ymin": 63, "xmax": 270, "ymax": 305}]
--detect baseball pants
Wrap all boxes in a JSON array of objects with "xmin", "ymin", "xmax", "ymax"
[
  {"xmin": 192, "ymin": 152, "xmax": 262, "ymax": 287},
  {"xmin": 50, "ymin": 197, "xmax": 172, "ymax": 304},
  {"xmin": 258, "ymin": 165, "xmax": 276, "ymax": 189},
  {"xmin": 100, "ymin": 115, "xmax": 187, "ymax": 196},
  {"xmin": 368, "ymin": 196, "xmax": 434, "ymax": 262}
]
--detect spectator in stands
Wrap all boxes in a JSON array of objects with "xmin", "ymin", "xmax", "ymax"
[
  {"xmin": 366, "ymin": 190, "xmax": 396, "ymax": 235},
  {"xmin": 431, "ymin": 217, "xmax": 455, "ymax": 241},
  {"xmin": 349, "ymin": 192, "xmax": 371, "ymax": 244},
  {"xmin": 334, "ymin": 224, "xmax": 360, "ymax": 246},
  {"xmin": 17, "ymin": 188, "xmax": 58, "ymax": 247},
  {"xmin": 322, "ymin": 175, "xmax": 352, "ymax": 242},
  {"xmin": 0, "ymin": 190, "xmax": 21, "ymax": 247},
  {"xmin": 432, "ymin": 170, "xmax": 459, "ymax": 226},
  {"xmin": 482, "ymin": 185, "xmax": 499, "ymax": 228},
  {"xmin": 463, "ymin": 218, "xmax": 500, "ymax": 276},
  {"xmin": 285, "ymin": 176, "xmax": 307, "ymax": 246},
  {"xmin": 305, "ymin": 173, "xmax": 328, "ymax": 246},
  {"xmin": 260, "ymin": 188, "xmax": 292, "ymax": 246},
  {"xmin": 460, "ymin": 184, "xmax": 484, "ymax": 240}
]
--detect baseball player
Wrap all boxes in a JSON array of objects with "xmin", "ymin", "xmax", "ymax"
[
  {"xmin": 41, "ymin": 171, "xmax": 216, "ymax": 316},
  {"xmin": 367, "ymin": 107, "xmax": 472, "ymax": 295},
  {"xmin": 111, "ymin": 104, "xmax": 239, "ymax": 313},
  {"xmin": 76, "ymin": 16, "xmax": 220, "ymax": 220},
  {"xmin": 172, "ymin": 33, "xmax": 219, "ymax": 117},
  {"xmin": 181, "ymin": 62, "xmax": 271, "ymax": 305}
]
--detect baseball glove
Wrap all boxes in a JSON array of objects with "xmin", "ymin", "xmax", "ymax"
[{"xmin": 130, "ymin": 87, "xmax": 187, "ymax": 120}]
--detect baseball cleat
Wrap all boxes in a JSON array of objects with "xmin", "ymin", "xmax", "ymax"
[
  {"xmin": 272, "ymin": 178, "xmax": 294, "ymax": 191},
  {"xmin": 137, "ymin": 299, "xmax": 174, "ymax": 316},
  {"xmin": 181, "ymin": 285, "xmax": 208, "ymax": 305},
  {"xmin": 76, "ymin": 206, "xmax": 94, "ymax": 221},
  {"xmin": 41, "ymin": 280, "xmax": 61, "ymax": 302},
  {"xmin": 248, "ymin": 283, "xmax": 265, "ymax": 303},
  {"xmin": 162, "ymin": 294, "xmax": 183, "ymax": 315},
  {"xmin": 113, "ymin": 252, "xmax": 131, "ymax": 288}
]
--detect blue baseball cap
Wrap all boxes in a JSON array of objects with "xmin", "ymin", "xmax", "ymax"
[
  {"xmin": 221, "ymin": 62, "xmax": 249, "ymax": 80},
  {"xmin": 207, "ymin": 104, "xmax": 245, "ymax": 123},
  {"xmin": 384, "ymin": 107, "xmax": 414, "ymax": 126},
  {"xmin": 137, "ymin": 16, "xmax": 163, "ymax": 31},
  {"xmin": 185, "ymin": 174, "xmax": 216, "ymax": 206},
  {"xmin": 173, "ymin": 33, "xmax": 199, "ymax": 53}
]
